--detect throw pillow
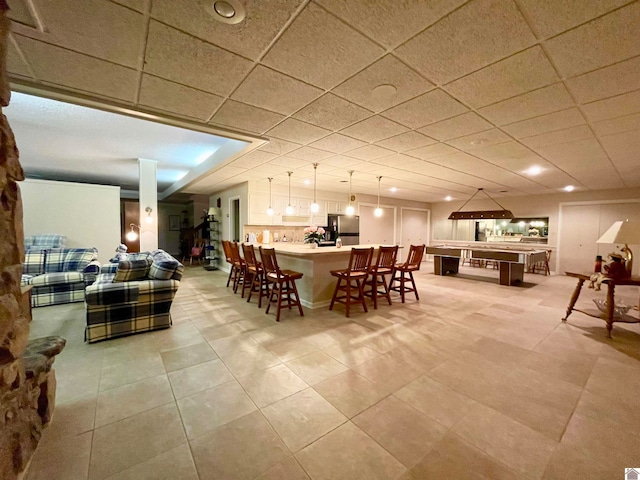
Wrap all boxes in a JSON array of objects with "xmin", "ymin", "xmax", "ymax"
[{"xmin": 113, "ymin": 258, "xmax": 152, "ymax": 282}]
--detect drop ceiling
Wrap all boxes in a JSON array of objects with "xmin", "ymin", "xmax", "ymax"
[{"xmin": 4, "ymin": 0, "xmax": 640, "ymax": 203}]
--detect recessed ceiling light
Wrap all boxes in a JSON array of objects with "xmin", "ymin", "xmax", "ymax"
[
  {"xmin": 389, "ymin": 187, "xmax": 397, "ymax": 192},
  {"xmin": 469, "ymin": 139, "xmax": 487, "ymax": 146},
  {"xmin": 303, "ymin": 179, "xmax": 310, "ymax": 185},
  {"xmin": 564, "ymin": 185, "xmax": 575, "ymax": 192},
  {"xmin": 525, "ymin": 165, "xmax": 543, "ymax": 176},
  {"xmin": 206, "ymin": 0, "xmax": 246, "ymax": 24},
  {"xmin": 445, "ymin": 196, "xmax": 452, "ymax": 201},
  {"xmin": 372, "ymin": 84, "xmax": 397, "ymax": 100}
]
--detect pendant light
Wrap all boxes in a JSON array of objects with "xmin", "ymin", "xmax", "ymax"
[
  {"xmin": 374, "ymin": 176, "xmax": 383, "ymax": 217},
  {"xmin": 345, "ymin": 170, "xmax": 355, "ymax": 216},
  {"xmin": 285, "ymin": 171, "xmax": 294, "ymax": 215},
  {"xmin": 447, "ymin": 188, "xmax": 514, "ymax": 220},
  {"xmin": 266, "ymin": 177, "xmax": 274, "ymax": 216},
  {"xmin": 310, "ymin": 163, "xmax": 319, "ymax": 213}
]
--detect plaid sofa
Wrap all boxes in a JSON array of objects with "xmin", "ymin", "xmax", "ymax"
[
  {"xmin": 24, "ymin": 234, "xmax": 67, "ymax": 251},
  {"xmin": 21, "ymin": 247, "xmax": 101, "ymax": 307},
  {"xmin": 84, "ymin": 250, "xmax": 184, "ymax": 343}
]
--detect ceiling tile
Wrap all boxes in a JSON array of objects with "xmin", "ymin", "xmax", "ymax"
[
  {"xmin": 293, "ymin": 93, "xmax": 372, "ymax": 131},
  {"xmin": 600, "ymin": 129, "xmax": 640, "ymax": 165},
  {"xmin": 6, "ymin": 38, "xmax": 32, "ymax": 78},
  {"xmin": 229, "ymin": 150, "xmax": 277, "ymax": 169},
  {"xmin": 332, "ymin": 55, "xmax": 434, "ymax": 112},
  {"xmin": 374, "ymin": 131, "xmax": 436, "ymax": 152},
  {"xmin": 285, "ymin": 146, "xmax": 335, "ymax": 162},
  {"xmin": 470, "ymin": 141, "xmax": 542, "ymax": 163},
  {"xmin": 18, "ymin": 0, "xmax": 145, "ymax": 68},
  {"xmin": 502, "ymin": 108, "xmax": 585, "ymax": 138},
  {"xmin": 582, "ymin": 89, "xmax": 640, "ymax": 122},
  {"xmin": 320, "ymin": 155, "xmax": 363, "ymax": 168},
  {"xmin": 262, "ymin": 3, "xmax": 384, "ymax": 89},
  {"xmin": 405, "ymin": 143, "xmax": 458, "ymax": 160},
  {"xmin": 14, "ymin": 35, "xmax": 137, "ymax": 102},
  {"xmin": 593, "ymin": 112, "xmax": 640, "ymax": 136},
  {"xmin": 308, "ymin": 133, "xmax": 367, "ymax": 154},
  {"xmin": 259, "ymin": 137, "xmax": 301, "ymax": 155},
  {"xmin": 445, "ymin": 47, "xmax": 559, "ymax": 108},
  {"xmin": 536, "ymin": 138, "xmax": 609, "ymax": 164},
  {"xmin": 517, "ymin": 0, "xmax": 632, "ymax": 39},
  {"xmin": 344, "ymin": 145, "xmax": 395, "ymax": 160},
  {"xmin": 445, "ymin": 128, "xmax": 511, "ymax": 151},
  {"xmin": 266, "ymin": 118, "xmax": 331, "ymax": 144},
  {"xmin": 317, "ymin": 0, "xmax": 465, "ymax": 47},
  {"xmin": 231, "ymin": 65, "xmax": 322, "ymax": 116},
  {"xmin": 111, "ymin": 1, "xmax": 147, "ymax": 12},
  {"xmin": 151, "ymin": 0, "xmax": 304, "ymax": 60},
  {"xmin": 566, "ymin": 56, "xmax": 640, "ymax": 103},
  {"xmin": 418, "ymin": 112, "xmax": 493, "ymax": 141},
  {"xmin": 520, "ymin": 125, "xmax": 595, "ymax": 149},
  {"xmin": 144, "ymin": 21, "xmax": 252, "ymax": 96},
  {"xmin": 339, "ymin": 115, "xmax": 408, "ymax": 143},
  {"xmin": 562, "ymin": 164, "xmax": 624, "ymax": 189},
  {"xmin": 545, "ymin": 2, "xmax": 640, "ymax": 77},
  {"xmin": 382, "ymin": 89, "xmax": 468, "ymax": 129},
  {"xmin": 477, "ymin": 83, "xmax": 574, "ymax": 125},
  {"xmin": 269, "ymin": 156, "xmax": 309, "ymax": 169},
  {"xmin": 210, "ymin": 100, "xmax": 285, "ymax": 134},
  {"xmin": 139, "ymin": 75, "xmax": 223, "ymax": 121},
  {"xmin": 371, "ymin": 153, "xmax": 421, "ymax": 168},
  {"xmin": 396, "ymin": 0, "xmax": 535, "ymax": 84}
]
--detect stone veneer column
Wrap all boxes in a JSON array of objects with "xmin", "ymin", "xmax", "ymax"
[{"xmin": 0, "ymin": 4, "xmax": 65, "ymax": 478}]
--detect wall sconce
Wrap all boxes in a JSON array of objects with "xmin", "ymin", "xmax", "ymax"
[
  {"xmin": 374, "ymin": 176, "xmax": 383, "ymax": 217},
  {"xmin": 144, "ymin": 206, "xmax": 153, "ymax": 224},
  {"xmin": 345, "ymin": 170, "xmax": 355, "ymax": 216},
  {"xmin": 310, "ymin": 163, "xmax": 319, "ymax": 213},
  {"xmin": 266, "ymin": 177, "xmax": 274, "ymax": 216},
  {"xmin": 126, "ymin": 223, "xmax": 141, "ymax": 241}
]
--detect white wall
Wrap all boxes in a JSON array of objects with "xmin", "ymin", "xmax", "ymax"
[{"xmin": 21, "ymin": 179, "xmax": 120, "ymax": 263}]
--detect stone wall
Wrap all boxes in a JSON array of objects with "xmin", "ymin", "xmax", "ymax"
[{"xmin": 0, "ymin": 3, "xmax": 64, "ymax": 478}]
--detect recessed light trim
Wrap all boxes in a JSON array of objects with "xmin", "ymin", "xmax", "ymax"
[
  {"xmin": 525, "ymin": 165, "xmax": 543, "ymax": 176},
  {"xmin": 206, "ymin": 0, "xmax": 246, "ymax": 24},
  {"xmin": 564, "ymin": 185, "xmax": 575, "ymax": 192}
]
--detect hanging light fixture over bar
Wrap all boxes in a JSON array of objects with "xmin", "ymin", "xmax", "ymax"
[
  {"xmin": 345, "ymin": 170, "xmax": 355, "ymax": 216},
  {"xmin": 310, "ymin": 163, "xmax": 319, "ymax": 213},
  {"xmin": 448, "ymin": 188, "xmax": 514, "ymax": 220},
  {"xmin": 266, "ymin": 177, "xmax": 274, "ymax": 216},
  {"xmin": 285, "ymin": 171, "xmax": 294, "ymax": 215}
]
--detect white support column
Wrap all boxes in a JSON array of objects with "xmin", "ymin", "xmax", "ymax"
[{"xmin": 138, "ymin": 158, "xmax": 158, "ymax": 251}]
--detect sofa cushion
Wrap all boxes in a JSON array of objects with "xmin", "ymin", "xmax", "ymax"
[
  {"xmin": 45, "ymin": 248, "xmax": 98, "ymax": 273},
  {"xmin": 25, "ymin": 234, "xmax": 66, "ymax": 251},
  {"xmin": 113, "ymin": 258, "xmax": 152, "ymax": 282},
  {"xmin": 148, "ymin": 250, "xmax": 184, "ymax": 281},
  {"xmin": 128, "ymin": 252, "xmax": 151, "ymax": 261},
  {"xmin": 30, "ymin": 271, "xmax": 84, "ymax": 287},
  {"xmin": 23, "ymin": 250, "xmax": 47, "ymax": 275}
]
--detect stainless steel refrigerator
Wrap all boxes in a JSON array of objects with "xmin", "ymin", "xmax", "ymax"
[{"xmin": 327, "ymin": 214, "xmax": 360, "ymax": 245}]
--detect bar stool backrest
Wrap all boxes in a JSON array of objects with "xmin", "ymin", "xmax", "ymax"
[
  {"xmin": 242, "ymin": 243, "xmax": 259, "ymax": 269},
  {"xmin": 348, "ymin": 247, "xmax": 374, "ymax": 274},
  {"xmin": 229, "ymin": 241, "xmax": 244, "ymax": 267},
  {"xmin": 259, "ymin": 247, "xmax": 281, "ymax": 277},
  {"xmin": 374, "ymin": 245, "xmax": 399, "ymax": 271},
  {"xmin": 405, "ymin": 245, "xmax": 425, "ymax": 269},
  {"xmin": 221, "ymin": 240, "xmax": 233, "ymax": 264}
]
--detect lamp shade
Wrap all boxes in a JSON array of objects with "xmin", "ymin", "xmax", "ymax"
[{"xmin": 597, "ymin": 220, "xmax": 640, "ymax": 244}]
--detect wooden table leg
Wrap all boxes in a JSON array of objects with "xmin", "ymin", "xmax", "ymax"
[{"xmin": 562, "ymin": 278, "xmax": 585, "ymax": 321}]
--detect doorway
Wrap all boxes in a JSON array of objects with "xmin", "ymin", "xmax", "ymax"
[
  {"xmin": 230, "ymin": 197, "xmax": 241, "ymax": 242},
  {"xmin": 400, "ymin": 208, "xmax": 430, "ymax": 262}
]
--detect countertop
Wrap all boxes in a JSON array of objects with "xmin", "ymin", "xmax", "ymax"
[{"xmin": 252, "ymin": 243, "xmax": 395, "ymax": 256}]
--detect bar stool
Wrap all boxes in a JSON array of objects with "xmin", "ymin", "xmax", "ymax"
[
  {"xmin": 221, "ymin": 240, "xmax": 235, "ymax": 287},
  {"xmin": 531, "ymin": 249, "xmax": 552, "ymax": 275},
  {"xmin": 259, "ymin": 247, "xmax": 304, "ymax": 322},
  {"xmin": 228, "ymin": 241, "xmax": 245, "ymax": 294},
  {"xmin": 390, "ymin": 244, "xmax": 425, "ymax": 303},
  {"xmin": 365, "ymin": 245, "xmax": 398, "ymax": 309},
  {"xmin": 329, "ymin": 247, "xmax": 374, "ymax": 317},
  {"xmin": 242, "ymin": 243, "xmax": 268, "ymax": 307}
]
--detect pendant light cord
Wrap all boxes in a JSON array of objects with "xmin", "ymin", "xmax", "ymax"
[
  {"xmin": 313, "ymin": 163, "xmax": 318, "ymax": 203},
  {"xmin": 376, "ymin": 176, "xmax": 382, "ymax": 207},
  {"xmin": 287, "ymin": 171, "xmax": 292, "ymax": 205}
]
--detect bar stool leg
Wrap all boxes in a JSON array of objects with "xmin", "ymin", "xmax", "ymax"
[
  {"xmin": 409, "ymin": 272, "xmax": 419, "ymax": 300},
  {"xmin": 290, "ymin": 280, "xmax": 304, "ymax": 317},
  {"xmin": 329, "ymin": 278, "xmax": 342, "ymax": 311}
]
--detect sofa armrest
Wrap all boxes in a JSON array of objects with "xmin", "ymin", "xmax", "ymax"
[
  {"xmin": 84, "ymin": 260, "xmax": 101, "ymax": 275},
  {"xmin": 85, "ymin": 282, "xmax": 139, "ymax": 306}
]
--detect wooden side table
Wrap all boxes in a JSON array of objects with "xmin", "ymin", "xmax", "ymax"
[{"xmin": 563, "ymin": 272, "xmax": 640, "ymax": 338}]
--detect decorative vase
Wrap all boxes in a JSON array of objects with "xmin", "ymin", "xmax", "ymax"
[{"xmin": 310, "ymin": 242, "xmax": 317, "ymax": 249}]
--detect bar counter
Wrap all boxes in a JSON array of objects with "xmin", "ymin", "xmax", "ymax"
[{"xmin": 253, "ymin": 243, "xmax": 389, "ymax": 309}]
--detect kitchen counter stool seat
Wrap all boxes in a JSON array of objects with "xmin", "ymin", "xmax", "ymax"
[
  {"xmin": 259, "ymin": 247, "xmax": 304, "ymax": 322},
  {"xmin": 390, "ymin": 245, "xmax": 425, "ymax": 303},
  {"xmin": 329, "ymin": 247, "xmax": 374, "ymax": 317},
  {"xmin": 365, "ymin": 245, "xmax": 398, "ymax": 309},
  {"xmin": 242, "ymin": 243, "xmax": 268, "ymax": 308}
]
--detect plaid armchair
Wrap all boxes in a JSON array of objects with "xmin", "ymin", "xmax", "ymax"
[
  {"xmin": 84, "ymin": 250, "xmax": 183, "ymax": 343},
  {"xmin": 21, "ymin": 247, "xmax": 100, "ymax": 307}
]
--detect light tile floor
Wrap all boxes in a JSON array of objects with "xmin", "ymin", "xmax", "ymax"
[{"xmin": 24, "ymin": 263, "xmax": 640, "ymax": 480}]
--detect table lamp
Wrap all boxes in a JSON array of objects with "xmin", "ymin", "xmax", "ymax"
[{"xmin": 596, "ymin": 220, "xmax": 640, "ymax": 276}]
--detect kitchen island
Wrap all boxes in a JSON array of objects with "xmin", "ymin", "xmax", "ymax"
[{"xmin": 254, "ymin": 243, "xmax": 389, "ymax": 309}]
